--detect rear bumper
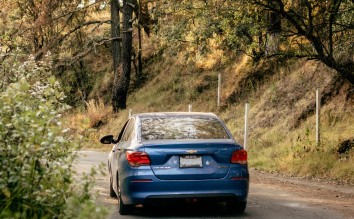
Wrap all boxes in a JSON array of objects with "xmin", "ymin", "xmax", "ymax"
[
  {"xmin": 120, "ymin": 167, "xmax": 249, "ymax": 205},
  {"xmin": 144, "ymin": 193, "xmax": 245, "ymax": 206}
]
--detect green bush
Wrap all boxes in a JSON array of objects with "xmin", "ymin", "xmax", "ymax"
[{"xmin": 0, "ymin": 54, "xmax": 107, "ymax": 219}]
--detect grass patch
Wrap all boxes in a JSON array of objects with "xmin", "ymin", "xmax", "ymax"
[{"xmin": 248, "ymin": 110, "xmax": 354, "ymax": 183}]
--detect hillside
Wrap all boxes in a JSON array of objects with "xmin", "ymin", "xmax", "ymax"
[{"xmin": 66, "ymin": 42, "xmax": 354, "ymax": 184}]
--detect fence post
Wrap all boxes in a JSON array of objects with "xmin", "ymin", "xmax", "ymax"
[
  {"xmin": 217, "ymin": 73, "xmax": 221, "ymax": 108},
  {"xmin": 244, "ymin": 103, "xmax": 250, "ymax": 150},
  {"xmin": 128, "ymin": 109, "xmax": 132, "ymax": 119},
  {"xmin": 188, "ymin": 104, "xmax": 192, "ymax": 112},
  {"xmin": 316, "ymin": 89, "xmax": 321, "ymax": 145}
]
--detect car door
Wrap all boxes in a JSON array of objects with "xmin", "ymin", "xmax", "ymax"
[
  {"xmin": 112, "ymin": 118, "xmax": 136, "ymax": 191},
  {"xmin": 110, "ymin": 120, "xmax": 129, "ymax": 192}
]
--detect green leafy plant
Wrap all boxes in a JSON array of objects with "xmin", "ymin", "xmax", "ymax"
[{"xmin": 0, "ymin": 53, "xmax": 107, "ymax": 219}]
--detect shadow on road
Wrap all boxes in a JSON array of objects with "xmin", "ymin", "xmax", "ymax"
[{"xmin": 109, "ymin": 202, "xmax": 248, "ymax": 218}]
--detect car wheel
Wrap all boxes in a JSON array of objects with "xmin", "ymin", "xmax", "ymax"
[
  {"xmin": 227, "ymin": 201, "xmax": 247, "ymax": 213},
  {"xmin": 117, "ymin": 177, "xmax": 133, "ymax": 215},
  {"xmin": 109, "ymin": 177, "xmax": 117, "ymax": 198},
  {"xmin": 119, "ymin": 195, "xmax": 134, "ymax": 215}
]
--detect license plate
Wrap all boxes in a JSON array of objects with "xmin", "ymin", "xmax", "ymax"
[{"xmin": 180, "ymin": 155, "xmax": 202, "ymax": 168}]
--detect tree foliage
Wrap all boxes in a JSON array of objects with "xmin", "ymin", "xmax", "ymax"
[
  {"xmin": 1, "ymin": 0, "xmax": 352, "ymax": 109},
  {"xmin": 251, "ymin": 1, "xmax": 354, "ymax": 60},
  {"xmin": 1, "ymin": 0, "xmax": 112, "ymax": 105},
  {"xmin": 0, "ymin": 52, "xmax": 107, "ymax": 218},
  {"xmin": 151, "ymin": 0, "xmax": 353, "ymax": 81}
]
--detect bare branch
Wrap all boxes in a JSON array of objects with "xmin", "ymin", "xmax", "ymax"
[
  {"xmin": 34, "ymin": 20, "xmax": 111, "ymax": 59},
  {"xmin": 55, "ymin": 37, "xmax": 121, "ymax": 69},
  {"xmin": 51, "ymin": 0, "xmax": 107, "ymax": 23}
]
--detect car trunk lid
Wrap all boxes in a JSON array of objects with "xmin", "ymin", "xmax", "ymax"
[{"xmin": 142, "ymin": 140, "xmax": 239, "ymax": 180}]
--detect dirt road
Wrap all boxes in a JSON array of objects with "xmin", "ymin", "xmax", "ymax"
[{"xmin": 75, "ymin": 151, "xmax": 354, "ymax": 219}]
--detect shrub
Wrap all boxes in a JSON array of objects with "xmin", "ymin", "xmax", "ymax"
[
  {"xmin": 86, "ymin": 98, "xmax": 110, "ymax": 128},
  {"xmin": 0, "ymin": 54, "xmax": 107, "ymax": 219}
]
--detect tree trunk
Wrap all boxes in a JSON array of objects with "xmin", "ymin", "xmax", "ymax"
[
  {"xmin": 136, "ymin": 0, "xmax": 143, "ymax": 85},
  {"xmin": 266, "ymin": 32, "xmax": 280, "ymax": 56},
  {"xmin": 112, "ymin": 0, "xmax": 134, "ymax": 111},
  {"xmin": 111, "ymin": 0, "xmax": 121, "ymax": 72},
  {"xmin": 265, "ymin": 5, "xmax": 281, "ymax": 56},
  {"xmin": 111, "ymin": 0, "xmax": 122, "ymax": 112}
]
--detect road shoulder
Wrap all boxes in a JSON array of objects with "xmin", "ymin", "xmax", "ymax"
[{"xmin": 250, "ymin": 169, "xmax": 354, "ymax": 218}]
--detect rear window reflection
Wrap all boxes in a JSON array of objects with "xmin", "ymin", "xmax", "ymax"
[{"xmin": 140, "ymin": 116, "xmax": 230, "ymax": 140}]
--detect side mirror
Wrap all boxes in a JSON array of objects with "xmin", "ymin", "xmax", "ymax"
[{"xmin": 100, "ymin": 135, "xmax": 115, "ymax": 144}]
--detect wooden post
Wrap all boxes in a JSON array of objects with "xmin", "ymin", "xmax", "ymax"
[
  {"xmin": 244, "ymin": 103, "xmax": 250, "ymax": 150},
  {"xmin": 217, "ymin": 73, "xmax": 221, "ymax": 107},
  {"xmin": 316, "ymin": 89, "xmax": 321, "ymax": 145},
  {"xmin": 128, "ymin": 109, "xmax": 132, "ymax": 119},
  {"xmin": 188, "ymin": 104, "xmax": 192, "ymax": 112}
]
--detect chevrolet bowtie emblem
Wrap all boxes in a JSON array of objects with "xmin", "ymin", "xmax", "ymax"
[{"xmin": 186, "ymin": 150, "xmax": 197, "ymax": 154}]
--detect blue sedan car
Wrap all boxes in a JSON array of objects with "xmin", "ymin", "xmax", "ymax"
[{"xmin": 100, "ymin": 112, "xmax": 249, "ymax": 215}]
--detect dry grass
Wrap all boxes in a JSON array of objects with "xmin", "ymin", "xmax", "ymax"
[
  {"xmin": 85, "ymin": 99, "xmax": 111, "ymax": 128},
  {"xmin": 63, "ymin": 98, "xmax": 113, "ymax": 150}
]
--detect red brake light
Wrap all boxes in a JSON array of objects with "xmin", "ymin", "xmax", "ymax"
[
  {"xmin": 126, "ymin": 151, "xmax": 151, "ymax": 167},
  {"xmin": 231, "ymin": 149, "xmax": 247, "ymax": 165}
]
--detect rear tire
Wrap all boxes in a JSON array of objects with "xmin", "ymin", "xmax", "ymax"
[
  {"xmin": 227, "ymin": 200, "xmax": 247, "ymax": 213},
  {"xmin": 119, "ymin": 194, "xmax": 133, "ymax": 215},
  {"xmin": 117, "ymin": 176, "xmax": 133, "ymax": 215},
  {"xmin": 109, "ymin": 177, "xmax": 117, "ymax": 198}
]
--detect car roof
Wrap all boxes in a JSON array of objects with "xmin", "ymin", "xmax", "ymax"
[{"xmin": 133, "ymin": 112, "xmax": 218, "ymax": 118}]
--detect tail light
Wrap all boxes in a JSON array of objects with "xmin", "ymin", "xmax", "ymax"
[
  {"xmin": 231, "ymin": 149, "xmax": 247, "ymax": 165},
  {"xmin": 126, "ymin": 151, "xmax": 151, "ymax": 167}
]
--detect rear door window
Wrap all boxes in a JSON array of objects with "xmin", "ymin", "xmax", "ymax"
[
  {"xmin": 122, "ymin": 119, "xmax": 135, "ymax": 141},
  {"xmin": 140, "ymin": 116, "xmax": 230, "ymax": 141}
]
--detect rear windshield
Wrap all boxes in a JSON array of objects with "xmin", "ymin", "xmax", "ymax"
[{"xmin": 140, "ymin": 116, "xmax": 230, "ymax": 141}]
